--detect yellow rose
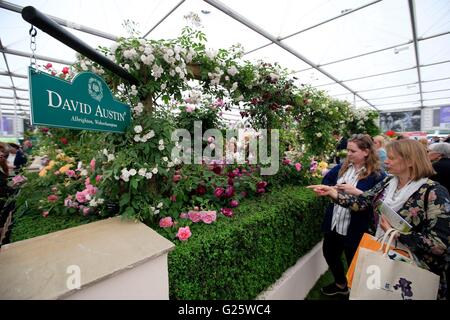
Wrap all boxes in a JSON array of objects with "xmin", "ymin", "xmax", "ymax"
[
  {"xmin": 39, "ymin": 169, "xmax": 48, "ymax": 177},
  {"xmin": 45, "ymin": 160, "xmax": 56, "ymax": 170},
  {"xmin": 59, "ymin": 164, "xmax": 73, "ymax": 173}
]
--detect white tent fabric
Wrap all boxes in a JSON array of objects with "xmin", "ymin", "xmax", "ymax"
[{"xmin": 1, "ymin": 0, "xmax": 449, "ymax": 128}]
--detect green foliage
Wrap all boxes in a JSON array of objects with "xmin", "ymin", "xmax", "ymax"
[
  {"xmin": 10, "ymin": 206, "xmax": 100, "ymax": 242},
  {"xmin": 165, "ymin": 185, "xmax": 327, "ymax": 299}
]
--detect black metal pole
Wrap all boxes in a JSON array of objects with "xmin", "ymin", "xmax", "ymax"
[{"xmin": 22, "ymin": 6, "xmax": 139, "ymax": 85}]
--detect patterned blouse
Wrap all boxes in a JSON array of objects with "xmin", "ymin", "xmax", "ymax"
[{"xmin": 334, "ymin": 176, "xmax": 450, "ymax": 300}]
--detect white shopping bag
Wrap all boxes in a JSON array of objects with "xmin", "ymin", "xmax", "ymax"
[{"xmin": 350, "ymin": 229, "xmax": 440, "ymax": 300}]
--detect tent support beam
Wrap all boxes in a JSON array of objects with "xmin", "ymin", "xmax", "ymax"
[
  {"xmin": 408, "ymin": 0, "xmax": 424, "ymax": 108},
  {"xmin": 204, "ymin": 0, "xmax": 378, "ymax": 111}
]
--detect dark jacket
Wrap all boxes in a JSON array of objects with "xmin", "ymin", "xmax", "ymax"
[
  {"xmin": 431, "ymin": 158, "xmax": 450, "ymax": 193},
  {"xmin": 13, "ymin": 149, "xmax": 27, "ymax": 173},
  {"xmin": 321, "ymin": 164, "xmax": 386, "ymax": 247}
]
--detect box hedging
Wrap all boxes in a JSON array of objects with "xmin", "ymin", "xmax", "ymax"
[{"xmin": 167, "ymin": 185, "xmax": 327, "ymax": 299}]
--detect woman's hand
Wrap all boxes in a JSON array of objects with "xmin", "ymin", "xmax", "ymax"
[
  {"xmin": 380, "ymin": 215, "xmax": 400, "ymax": 240},
  {"xmin": 306, "ymin": 184, "xmax": 338, "ymax": 200},
  {"xmin": 336, "ymin": 183, "xmax": 363, "ymax": 196}
]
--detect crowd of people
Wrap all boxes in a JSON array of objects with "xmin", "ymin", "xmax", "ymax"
[{"xmin": 309, "ymin": 133, "xmax": 450, "ymax": 300}]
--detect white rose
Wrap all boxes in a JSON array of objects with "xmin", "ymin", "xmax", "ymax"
[
  {"xmin": 316, "ymin": 132, "xmax": 322, "ymax": 138},
  {"xmin": 129, "ymin": 169, "xmax": 137, "ymax": 176},
  {"xmin": 152, "ymin": 167, "xmax": 158, "ymax": 174},
  {"xmin": 134, "ymin": 125, "xmax": 143, "ymax": 133},
  {"xmin": 138, "ymin": 168, "xmax": 147, "ymax": 176}
]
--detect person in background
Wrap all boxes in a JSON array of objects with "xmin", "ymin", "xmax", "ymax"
[
  {"xmin": 317, "ymin": 134, "xmax": 386, "ymax": 296},
  {"xmin": 308, "ymin": 139, "xmax": 450, "ymax": 300},
  {"xmin": 333, "ymin": 130, "xmax": 348, "ymax": 164},
  {"xmin": 418, "ymin": 137, "xmax": 429, "ymax": 150},
  {"xmin": 428, "ymin": 143, "xmax": 450, "ymax": 193},
  {"xmin": 0, "ymin": 143, "xmax": 12, "ymax": 234},
  {"xmin": 373, "ymin": 135, "xmax": 387, "ymax": 170},
  {"xmin": 7, "ymin": 143, "xmax": 27, "ymax": 174}
]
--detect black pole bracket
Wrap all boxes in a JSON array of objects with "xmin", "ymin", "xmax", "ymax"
[{"xmin": 22, "ymin": 6, "xmax": 139, "ymax": 85}]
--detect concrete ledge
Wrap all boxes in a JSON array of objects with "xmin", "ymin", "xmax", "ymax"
[
  {"xmin": 257, "ymin": 240, "xmax": 327, "ymax": 300},
  {"xmin": 0, "ymin": 216, "xmax": 175, "ymax": 299}
]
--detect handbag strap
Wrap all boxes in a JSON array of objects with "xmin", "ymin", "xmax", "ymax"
[{"xmin": 383, "ymin": 229, "xmax": 414, "ymax": 264}]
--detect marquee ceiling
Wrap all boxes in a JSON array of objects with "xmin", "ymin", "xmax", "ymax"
[{"xmin": 1, "ymin": 0, "xmax": 449, "ymax": 125}]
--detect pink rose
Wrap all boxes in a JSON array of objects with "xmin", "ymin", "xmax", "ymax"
[
  {"xmin": 282, "ymin": 159, "xmax": 291, "ymax": 165},
  {"xmin": 66, "ymin": 170, "xmax": 76, "ymax": 177},
  {"xmin": 170, "ymin": 194, "xmax": 177, "ymax": 202},
  {"xmin": 176, "ymin": 226, "xmax": 192, "ymax": 241},
  {"xmin": 201, "ymin": 211, "xmax": 217, "ymax": 224},
  {"xmin": 82, "ymin": 207, "xmax": 90, "ymax": 216},
  {"xmin": 188, "ymin": 211, "xmax": 202, "ymax": 223},
  {"xmin": 12, "ymin": 175, "xmax": 27, "ymax": 186},
  {"xmin": 62, "ymin": 66, "xmax": 70, "ymax": 74},
  {"xmin": 95, "ymin": 175, "xmax": 102, "ymax": 183},
  {"xmin": 173, "ymin": 175, "xmax": 181, "ymax": 183},
  {"xmin": 42, "ymin": 211, "xmax": 49, "ymax": 218},
  {"xmin": 180, "ymin": 212, "xmax": 188, "ymax": 219},
  {"xmin": 186, "ymin": 105, "xmax": 194, "ymax": 113},
  {"xmin": 257, "ymin": 188, "xmax": 266, "ymax": 194},
  {"xmin": 45, "ymin": 63, "xmax": 52, "ymax": 69},
  {"xmin": 207, "ymin": 136, "xmax": 215, "ymax": 144},
  {"xmin": 159, "ymin": 217, "xmax": 174, "ymax": 228},
  {"xmin": 47, "ymin": 194, "xmax": 58, "ymax": 202},
  {"xmin": 76, "ymin": 191, "xmax": 88, "ymax": 203},
  {"xmin": 85, "ymin": 184, "xmax": 97, "ymax": 195},
  {"xmin": 221, "ymin": 208, "xmax": 233, "ymax": 217},
  {"xmin": 85, "ymin": 177, "xmax": 91, "ymax": 186},
  {"xmin": 90, "ymin": 159, "xmax": 96, "ymax": 171},
  {"xmin": 295, "ymin": 163, "xmax": 302, "ymax": 171}
]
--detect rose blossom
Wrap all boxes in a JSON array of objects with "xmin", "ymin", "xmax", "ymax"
[
  {"xmin": 47, "ymin": 194, "xmax": 58, "ymax": 202},
  {"xmin": 230, "ymin": 200, "xmax": 239, "ymax": 208},
  {"xmin": 159, "ymin": 217, "xmax": 174, "ymax": 228},
  {"xmin": 221, "ymin": 208, "xmax": 233, "ymax": 217},
  {"xmin": 188, "ymin": 211, "xmax": 202, "ymax": 223},
  {"xmin": 176, "ymin": 226, "xmax": 192, "ymax": 241},
  {"xmin": 201, "ymin": 211, "xmax": 217, "ymax": 224},
  {"xmin": 214, "ymin": 187, "xmax": 225, "ymax": 198},
  {"xmin": 295, "ymin": 163, "xmax": 302, "ymax": 171}
]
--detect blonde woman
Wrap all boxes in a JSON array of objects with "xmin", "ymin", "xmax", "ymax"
[{"xmin": 309, "ymin": 139, "xmax": 450, "ymax": 299}]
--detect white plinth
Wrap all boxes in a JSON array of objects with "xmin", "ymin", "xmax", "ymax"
[
  {"xmin": 0, "ymin": 216, "xmax": 175, "ymax": 299},
  {"xmin": 257, "ymin": 240, "xmax": 328, "ymax": 300}
]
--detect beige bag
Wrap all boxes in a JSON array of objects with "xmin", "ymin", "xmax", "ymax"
[{"xmin": 350, "ymin": 228, "xmax": 440, "ymax": 300}]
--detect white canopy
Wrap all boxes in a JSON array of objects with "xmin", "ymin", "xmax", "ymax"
[{"xmin": 1, "ymin": 0, "xmax": 449, "ymax": 127}]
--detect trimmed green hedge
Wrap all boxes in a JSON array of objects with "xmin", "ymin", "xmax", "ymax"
[
  {"xmin": 166, "ymin": 185, "xmax": 327, "ymax": 299},
  {"xmin": 10, "ymin": 210, "xmax": 100, "ymax": 243}
]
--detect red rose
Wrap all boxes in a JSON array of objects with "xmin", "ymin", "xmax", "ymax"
[
  {"xmin": 173, "ymin": 175, "xmax": 181, "ymax": 182},
  {"xmin": 62, "ymin": 67, "xmax": 69, "ymax": 74},
  {"xmin": 221, "ymin": 208, "xmax": 233, "ymax": 217},
  {"xmin": 45, "ymin": 63, "xmax": 52, "ymax": 69},
  {"xmin": 196, "ymin": 185, "xmax": 207, "ymax": 195},
  {"xmin": 60, "ymin": 137, "xmax": 68, "ymax": 145}
]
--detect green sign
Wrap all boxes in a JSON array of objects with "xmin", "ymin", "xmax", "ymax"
[{"xmin": 29, "ymin": 67, "xmax": 131, "ymax": 133}]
